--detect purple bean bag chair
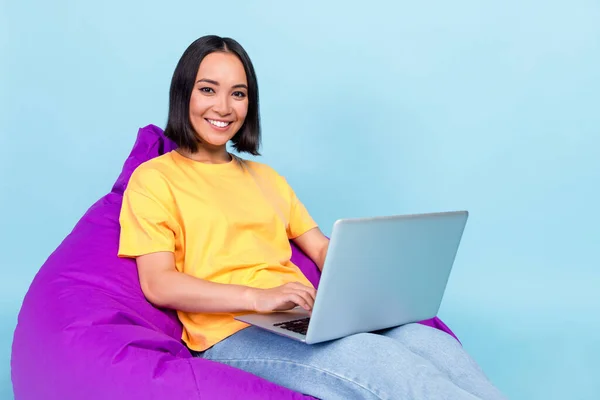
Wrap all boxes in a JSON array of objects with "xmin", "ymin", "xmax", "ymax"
[{"xmin": 11, "ymin": 124, "xmax": 459, "ymax": 400}]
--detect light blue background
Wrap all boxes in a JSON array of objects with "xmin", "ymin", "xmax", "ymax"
[{"xmin": 2, "ymin": 1, "xmax": 599, "ymax": 399}]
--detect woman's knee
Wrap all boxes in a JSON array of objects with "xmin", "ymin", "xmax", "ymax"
[
  {"xmin": 331, "ymin": 332, "xmax": 399, "ymax": 358},
  {"xmin": 384, "ymin": 323, "xmax": 460, "ymax": 350},
  {"xmin": 324, "ymin": 332, "xmax": 428, "ymax": 372},
  {"xmin": 382, "ymin": 324, "xmax": 486, "ymax": 376}
]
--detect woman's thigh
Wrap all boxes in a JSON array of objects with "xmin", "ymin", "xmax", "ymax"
[
  {"xmin": 198, "ymin": 326, "xmax": 485, "ymax": 400},
  {"xmin": 378, "ymin": 324, "xmax": 506, "ymax": 399}
]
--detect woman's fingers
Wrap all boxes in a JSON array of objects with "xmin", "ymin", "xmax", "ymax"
[
  {"xmin": 287, "ymin": 282, "xmax": 317, "ymax": 303},
  {"xmin": 286, "ymin": 293, "xmax": 311, "ymax": 310},
  {"xmin": 266, "ymin": 282, "xmax": 317, "ymax": 312},
  {"xmin": 284, "ymin": 287, "xmax": 314, "ymax": 310}
]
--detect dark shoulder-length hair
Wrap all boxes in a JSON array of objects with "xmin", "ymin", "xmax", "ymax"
[{"xmin": 164, "ymin": 35, "xmax": 261, "ymax": 156}]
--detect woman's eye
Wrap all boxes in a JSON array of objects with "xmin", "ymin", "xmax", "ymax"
[
  {"xmin": 232, "ymin": 91, "xmax": 247, "ymax": 98},
  {"xmin": 199, "ymin": 87, "xmax": 214, "ymax": 93}
]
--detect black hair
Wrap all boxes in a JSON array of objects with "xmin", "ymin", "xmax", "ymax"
[{"xmin": 164, "ymin": 35, "xmax": 261, "ymax": 155}]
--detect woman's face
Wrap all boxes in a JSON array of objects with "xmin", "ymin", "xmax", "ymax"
[{"xmin": 189, "ymin": 52, "xmax": 249, "ymax": 150}]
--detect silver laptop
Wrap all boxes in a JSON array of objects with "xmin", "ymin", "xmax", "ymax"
[{"xmin": 235, "ymin": 210, "xmax": 468, "ymax": 344}]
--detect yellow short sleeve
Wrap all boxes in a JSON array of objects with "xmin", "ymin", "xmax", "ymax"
[
  {"xmin": 280, "ymin": 177, "xmax": 318, "ymax": 239},
  {"xmin": 117, "ymin": 170, "xmax": 179, "ymax": 258}
]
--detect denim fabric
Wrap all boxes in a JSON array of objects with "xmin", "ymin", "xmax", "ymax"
[{"xmin": 193, "ymin": 323, "xmax": 506, "ymax": 400}]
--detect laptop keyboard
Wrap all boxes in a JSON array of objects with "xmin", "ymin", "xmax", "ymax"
[{"xmin": 274, "ymin": 317, "xmax": 310, "ymax": 335}]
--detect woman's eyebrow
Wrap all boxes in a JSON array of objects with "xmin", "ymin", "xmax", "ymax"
[
  {"xmin": 197, "ymin": 78, "xmax": 219, "ymax": 85},
  {"xmin": 197, "ymin": 78, "xmax": 248, "ymax": 89}
]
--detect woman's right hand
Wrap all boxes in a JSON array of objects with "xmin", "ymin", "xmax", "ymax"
[{"xmin": 247, "ymin": 282, "xmax": 317, "ymax": 313}]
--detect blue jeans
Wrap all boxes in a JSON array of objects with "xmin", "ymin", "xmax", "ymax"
[{"xmin": 192, "ymin": 323, "xmax": 506, "ymax": 400}]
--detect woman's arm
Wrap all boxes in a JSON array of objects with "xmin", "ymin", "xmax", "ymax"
[
  {"xmin": 136, "ymin": 251, "xmax": 317, "ymax": 313},
  {"xmin": 293, "ymin": 227, "xmax": 330, "ymax": 271}
]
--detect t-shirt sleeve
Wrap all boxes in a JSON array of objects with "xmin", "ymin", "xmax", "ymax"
[
  {"xmin": 117, "ymin": 169, "xmax": 179, "ymax": 258},
  {"xmin": 280, "ymin": 176, "xmax": 318, "ymax": 239}
]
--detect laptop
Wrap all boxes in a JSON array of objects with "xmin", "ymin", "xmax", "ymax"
[{"xmin": 235, "ymin": 210, "xmax": 469, "ymax": 344}]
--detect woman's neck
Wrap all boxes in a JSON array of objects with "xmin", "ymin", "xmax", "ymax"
[{"xmin": 176, "ymin": 146, "xmax": 232, "ymax": 164}]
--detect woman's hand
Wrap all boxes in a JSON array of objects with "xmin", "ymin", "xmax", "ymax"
[{"xmin": 247, "ymin": 282, "xmax": 317, "ymax": 312}]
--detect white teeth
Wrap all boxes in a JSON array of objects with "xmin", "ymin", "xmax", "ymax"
[{"xmin": 208, "ymin": 119, "xmax": 230, "ymax": 128}]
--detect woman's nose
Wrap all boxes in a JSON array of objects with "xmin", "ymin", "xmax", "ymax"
[{"xmin": 212, "ymin": 94, "xmax": 231, "ymax": 116}]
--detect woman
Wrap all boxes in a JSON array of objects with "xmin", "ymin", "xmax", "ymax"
[{"xmin": 118, "ymin": 35, "xmax": 505, "ymax": 400}]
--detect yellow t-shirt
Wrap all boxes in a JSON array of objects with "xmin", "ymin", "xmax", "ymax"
[{"xmin": 117, "ymin": 150, "xmax": 317, "ymax": 351}]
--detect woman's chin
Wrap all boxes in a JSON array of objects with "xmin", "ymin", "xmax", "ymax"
[{"xmin": 201, "ymin": 136, "xmax": 232, "ymax": 149}]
